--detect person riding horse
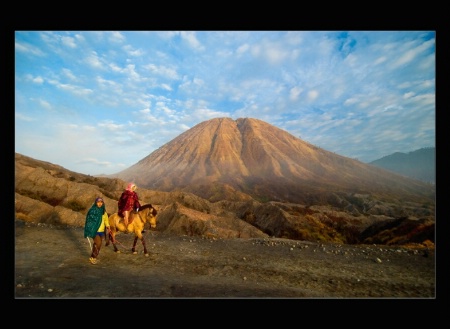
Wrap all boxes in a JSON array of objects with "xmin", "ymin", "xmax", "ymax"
[
  {"xmin": 106, "ymin": 204, "xmax": 158, "ymax": 256},
  {"xmin": 118, "ymin": 183, "xmax": 141, "ymax": 233}
]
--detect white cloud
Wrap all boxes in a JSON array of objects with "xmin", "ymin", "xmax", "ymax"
[{"xmin": 14, "ymin": 31, "xmax": 435, "ymax": 174}]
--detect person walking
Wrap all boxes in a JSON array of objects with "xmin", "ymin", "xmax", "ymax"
[
  {"xmin": 84, "ymin": 197, "xmax": 110, "ymax": 265},
  {"xmin": 118, "ymin": 183, "xmax": 141, "ymax": 233}
]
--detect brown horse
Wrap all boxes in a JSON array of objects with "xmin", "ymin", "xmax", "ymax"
[{"xmin": 106, "ymin": 204, "xmax": 157, "ymax": 256}]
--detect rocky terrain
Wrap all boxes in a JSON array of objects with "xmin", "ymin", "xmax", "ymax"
[
  {"xmin": 15, "ymin": 152, "xmax": 435, "ymax": 247},
  {"xmin": 15, "ymin": 220, "xmax": 435, "ymax": 298}
]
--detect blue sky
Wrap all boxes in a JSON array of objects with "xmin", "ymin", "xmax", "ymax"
[{"xmin": 15, "ymin": 31, "xmax": 435, "ymax": 176}]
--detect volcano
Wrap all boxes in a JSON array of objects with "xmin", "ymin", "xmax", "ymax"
[{"xmin": 111, "ymin": 117, "xmax": 434, "ymax": 205}]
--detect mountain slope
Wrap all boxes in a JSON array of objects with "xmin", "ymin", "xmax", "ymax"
[{"xmin": 112, "ymin": 117, "xmax": 435, "ymax": 205}]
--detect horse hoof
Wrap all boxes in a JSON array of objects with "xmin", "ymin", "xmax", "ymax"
[
  {"xmin": 145, "ymin": 253, "xmax": 149, "ymax": 257},
  {"xmin": 133, "ymin": 251, "xmax": 138, "ymax": 255},
  {"xmin": 115, "ymin": 250, "xmax": 121, "ymax": 254}
]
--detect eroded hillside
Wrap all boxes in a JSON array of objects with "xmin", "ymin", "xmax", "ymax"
[{"xmin": 15, "ymin": 152, "xmax": 435, "ymax": 247}]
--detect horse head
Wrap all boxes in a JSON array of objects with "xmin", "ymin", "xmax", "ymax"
[{"xmin": 139, "ymin": 204, "xmax": 157, "ymax": 229}]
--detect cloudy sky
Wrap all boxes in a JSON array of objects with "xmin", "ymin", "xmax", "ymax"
[{"xmin": 15, "ymin": 31, "xmax": 435, "ymax": 176}]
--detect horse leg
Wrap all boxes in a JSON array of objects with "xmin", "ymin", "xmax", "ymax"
[
  {"xmin": 131, "ymin": 236, "xmax": 149, "ymax": 256},
  {"xmin": 105, "ymin": 229, "xmax": 111, "ymax": 246},
  {"xmin": 141, "ymin": 238, "xmax": 149, "ymax": 257},
  {"xmin": 106, "ymin": 229, "xmax": 120, "ymax": 253},
  {"xmin": 132, "ymin": 236, "xmax": 139, "ymax": 254},
  {"xmin": 112, "ymin": 241, "xmax": 120, "ymax": 253}
]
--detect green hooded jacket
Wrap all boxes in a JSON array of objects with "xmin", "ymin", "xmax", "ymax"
[{"xmin": 84, "ymin": 202, "xmax": 106, "ymax": 238}]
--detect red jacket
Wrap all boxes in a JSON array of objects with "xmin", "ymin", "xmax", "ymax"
[{"xmin": 118, "ymin": 190, "xmax": 141, "ymax": 217}]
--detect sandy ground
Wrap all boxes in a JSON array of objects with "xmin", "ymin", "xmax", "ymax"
[{"xmin": 14, "ymin": 220, "xmax": 435, "ymax": 299}]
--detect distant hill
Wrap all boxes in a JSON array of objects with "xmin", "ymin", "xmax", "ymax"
[{"xmin": 369, "ymin": 147, "xmax": 435, "ymax": 184}]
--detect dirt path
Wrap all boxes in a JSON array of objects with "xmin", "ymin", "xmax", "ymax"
[{"xmin": 14, "ymin": 220, "xmax": 435, "ymax": 298}]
